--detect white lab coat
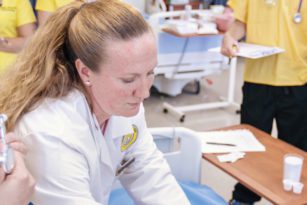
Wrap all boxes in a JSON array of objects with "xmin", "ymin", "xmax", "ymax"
[{"xmin": 15, "ymin": 89, "xmax": 190, "ymax": 205}]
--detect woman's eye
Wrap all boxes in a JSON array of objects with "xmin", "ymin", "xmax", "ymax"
[
  {"xmin": 122, "ymin": 78, "xmax": 135, "ymax": 83},
  {"xmin": 147, "ymin": 71, "xmax": 155, "ymax": 77}
]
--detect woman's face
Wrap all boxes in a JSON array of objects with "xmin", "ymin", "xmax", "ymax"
[{"xmin": 88, "ymin": 32, "xmax": 157, "ymax": 118}]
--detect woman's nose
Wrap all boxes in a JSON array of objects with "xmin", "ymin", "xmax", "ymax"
[{"xmin": 133, "ymin": 79, "xmax": 151, "ymax": 99}]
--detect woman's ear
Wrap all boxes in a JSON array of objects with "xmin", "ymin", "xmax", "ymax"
[{"xmin": 75, "ymin": 59, "xmax": 91, "ymax": 86}]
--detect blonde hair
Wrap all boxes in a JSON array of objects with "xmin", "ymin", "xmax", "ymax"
[{"xmin": 0, "ymin": 0, "xmax": 150, "ymax": 131}]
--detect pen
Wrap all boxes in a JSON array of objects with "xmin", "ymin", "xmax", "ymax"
[
  {"xmin": 116, "ymin": 156, "xmax": 135, "ymax": 176},
  {"xmin": 228, "ymin": 44, "xmax": 238, "ymax": 65},
  {"xmin": 206, "ymin": 142, "xmax": 236, "ymax": 147}
]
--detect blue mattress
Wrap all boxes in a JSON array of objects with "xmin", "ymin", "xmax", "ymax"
[{"xmin": 109, "ymin": 181, "xmax": 227, "ymax": 205}]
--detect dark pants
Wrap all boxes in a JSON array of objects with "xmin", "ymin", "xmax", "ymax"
[{"xmin": 233, "ymin": 82, "xmax": 307, "ymax": 203}]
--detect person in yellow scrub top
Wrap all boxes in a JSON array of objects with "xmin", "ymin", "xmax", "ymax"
[
  {"xmin": 221, "ymin": 0, "xmax": 307, "ymax": 204},
  {"xmin": 35, "ymin": 0, "xmax": 75, "ymax": 25},
  {"xmin": 0, "ymin": 0, "xmax": 36, "ymax": 72}
]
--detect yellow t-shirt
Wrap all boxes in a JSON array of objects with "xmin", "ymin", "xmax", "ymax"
[
  {"xmin": 35, "ymin": 0, "xmax": 74, "ymax": 12},
  {"xmin": 228, "ymin": 0, "xmax": 307, "ymax": 86},
  {"xmin": 0, "ymin": 0, "xmax": 36, "ymax": 71}
]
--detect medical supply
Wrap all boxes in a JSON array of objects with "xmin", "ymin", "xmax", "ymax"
[
  {"xmin": 164, "ymin": 20, "xmax": 198, "ymax": 34},
  {"xmin": 282, "ymin": 179, "xmax": 292, "ymax": 191},
  {"xmin": 283, "ymin": 154, "xmax": 304, "ymax": 183},
  {"xmin": 292, "ymin": 182, "xmax": 304, "ymax": 194},
  {"xmin": 197, "ymin": 22, "xmax": 218, "ymax": 34},
  {"xmin": 293, "ymin": 0, "xmax": 303, "ymax": 24},
  {"xmin": 0, "ymin": 114, "xmax": 15, "ymax": 174},
  {"xmin": 282, "ymin": 180, "xmax": 304, "ymax": 194},
  {"xmin": 210, "ymin": 5, "xmax": 224, "ymax": 14},
  {"xmin": 183, "ymin": 4, "xmax": 192, "ymax": 21},
  {"xmin": 265, "ymin": 0, "xmax": 304, "ymax": 24}
]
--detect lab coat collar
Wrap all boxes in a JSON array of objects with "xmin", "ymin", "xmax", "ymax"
[{"xmin": 105, "ymin": 116, "xmax": 134, "ymax": 140}]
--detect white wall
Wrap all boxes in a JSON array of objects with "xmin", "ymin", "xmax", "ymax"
[{"xmin": 124, "ymin": 0, "xmax": 146, "ymax": 12}]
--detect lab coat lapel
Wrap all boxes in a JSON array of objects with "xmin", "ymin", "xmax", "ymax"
[{"xmin": 90, "ymin": 114, "xmax": 114, "ymax": 174}]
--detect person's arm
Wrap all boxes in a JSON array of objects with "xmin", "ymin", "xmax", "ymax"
[
  {"xmin": 24, "ymin": 130, "xmax": 103, "ymax": 205},
  {"xmin": 215, "ymin": 7, "xmax": 234, "ymax": 32},
  {"xmin": 0, "ymin": 23, "xmax": 36, "ymax": 53},
  {"xmin": 0, "ymin": 133, "xmax": 35, "ymax": 205},
  {"xmin": 37, "ymin": 10, "xmax": 53, "ymax": 26},
  {"xmin": 221, "ymin": 19, "xmax": 246, "ymax": 57},
  {"xmin": 119, "ymin": 106, "xmax": 190, "ymax": 205}
]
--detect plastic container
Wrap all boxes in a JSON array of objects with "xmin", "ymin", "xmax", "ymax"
[{"xmin": 283, "ymin": 154, "xmax": 304, "ymax": 183}]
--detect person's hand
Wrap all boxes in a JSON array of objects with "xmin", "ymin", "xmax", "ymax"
[
  {"xmin": 221, "ymin": 32, "xmax": 239, "ymax": 58},
  {"xmin": 0, "ymin": 133, "xmax": 35, "ymax": 205},
  {"xmin": 6, "ymin": 133, "xmax": 27, "ymax": 155}
]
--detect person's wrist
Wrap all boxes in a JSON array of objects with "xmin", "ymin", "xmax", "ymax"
[
  {"xmin": 224, "ymin": 32, "xmax": 234, "ymax": 42},
  {"xmin": 0, "ymin": 37, "xmax": 8, "ymax": 44}
]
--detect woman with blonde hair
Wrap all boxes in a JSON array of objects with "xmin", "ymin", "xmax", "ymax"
[{"xmin": 0, "ymin": 0, "xmax": 190, "ymax": 204}]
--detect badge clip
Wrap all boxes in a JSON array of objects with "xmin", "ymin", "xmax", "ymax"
[{"xmin": 116, "ymin": 156, "xmax": 135, "ymax": 176}]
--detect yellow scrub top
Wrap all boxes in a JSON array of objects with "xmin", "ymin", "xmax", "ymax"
[
  {"xmin": 0, "ymin": 0, "xmax": 36, "ymax": 71},
  {"xmin": 228, "ymin": 0, "xmax": 307, "ymax": 86},
  {"xmin": 35, "ymin": 0, "xmax": 74, "ymax": 12}
]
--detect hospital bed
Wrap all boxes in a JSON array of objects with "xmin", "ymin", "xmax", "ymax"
[
  {"xmin": 109, "ymin": 127, "xmax": 227, "ymax": 205},
  {"xmin": 147, "ymin": 10, "xmax": 238, "ymax": 122}
]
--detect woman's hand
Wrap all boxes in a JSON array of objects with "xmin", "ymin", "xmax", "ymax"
[
  {"xmin": 6, "ymin": 133, "xmax": 28, "ymax": 155},
  {"xmin": 221, "ymin": 19, "xmax": 246, "ymax": 58},
  {"xmin": 221, "ymin": 32, "xmax": 239, "ymax": 58}
]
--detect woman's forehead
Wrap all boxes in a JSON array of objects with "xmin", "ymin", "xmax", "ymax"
[
  {"xmin": 106, "ymin": 33, "xmax": 155, "ymax": 57},
  {"xmin": 101, "ymin": 33, "xmax": 156, "ymax": 68}
]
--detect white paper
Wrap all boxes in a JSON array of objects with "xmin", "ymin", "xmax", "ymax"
[
  {"xmin": 163, "ymin": 20, "xmax": 219, "ymax": 35},
  {"xmin": 163, "ymin": 20, "xmax": 199, "ymax": 34},
  {"xmin": 209, "ymin": 43, "xmax": 284, "ymax": 59},
  {"xmin": 199, "ymin": 129, "xmax": 266, "ymax": 153},
  {"xmin": 217, "ymin": 152, "xmax": 246, "ymax": 163}
]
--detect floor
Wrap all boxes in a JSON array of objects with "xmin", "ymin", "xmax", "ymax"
[{"xmin": 143, "ymin": 59, "xmax": 273, "ymax": 204}]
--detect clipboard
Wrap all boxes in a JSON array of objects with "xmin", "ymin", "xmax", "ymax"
[{"xmin": 209, "ymin": 42, "xmax": 285, "ymax": 59}]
